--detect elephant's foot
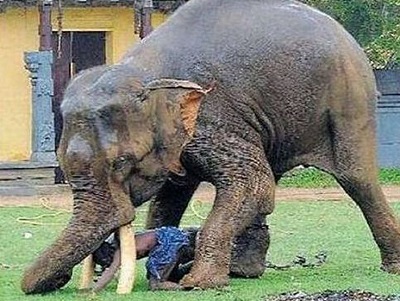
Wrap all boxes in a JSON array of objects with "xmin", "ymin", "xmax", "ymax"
[
  {"xmin": 230, "ymin": 218, "xmax": 269, "ymax": 278},
  {"xmin": 230, "ymin": 258, "xmax": 266, "ymax": 278},
  {"xmin": 180, "ymin": 269, "xmax": 229, "ymax": 289},
  {"xmin": 149, "ymin": 279, "xmax": 182, "ymax": 291}
]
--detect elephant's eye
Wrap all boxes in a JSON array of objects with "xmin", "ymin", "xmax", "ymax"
[{"xmin": 112, "ymin": 156, "xmax": 129, "ymax": 171}]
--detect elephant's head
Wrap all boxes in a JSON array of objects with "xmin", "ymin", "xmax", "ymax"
[{"xmin": 21, "ymin": 66, "xmax": 209, "ymax": 294}]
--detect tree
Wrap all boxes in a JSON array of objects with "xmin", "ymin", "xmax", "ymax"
[{"xmin": 301, "ymin": 0, "xmax": 400, "ymax": 69}]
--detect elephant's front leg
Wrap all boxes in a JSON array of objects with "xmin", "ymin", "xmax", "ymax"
[
  {"xmin": 180, "ymin": 141, "xmax": 275, "ymax": 289},
  {"xmin": 146, "ymin": 173, "xmax": 200, "ymax": 229}
]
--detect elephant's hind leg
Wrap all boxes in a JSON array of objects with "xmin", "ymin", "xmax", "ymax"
[
  {"xmin": 320, "ymin": 109, "xmax": 400, "ymax": 273},
  {"xmin": 336, "ymin": 172, "xmax": 400, "ymax": 273}
]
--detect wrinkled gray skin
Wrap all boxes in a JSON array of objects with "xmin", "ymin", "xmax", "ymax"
[{"xmin": 22, "ymin": 0, "xmax": 400, "ymax": 293}]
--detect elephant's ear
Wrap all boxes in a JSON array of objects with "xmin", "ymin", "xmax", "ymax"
[
  {"xmin": 144, "ymin": 79, "xmax": 212, "ymax": 137},
  {"xmin": 179, "ymin": 89, "xmax": 205, "ymax": 137}
]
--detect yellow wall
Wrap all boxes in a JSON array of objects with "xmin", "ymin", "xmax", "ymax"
[
  {"xmin": 54, "ymin": 7, "xmax": 139, "ymax": 64},
  {"xmin": 0, "ymin": 7, "xmax": 167, "ymax": 161},
  {"xmin": 0, "ymin": 8, "xmax": 36, "ymax": 161}
]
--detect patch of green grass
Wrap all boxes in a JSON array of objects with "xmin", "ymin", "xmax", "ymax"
[
  {"xmin": 2, "ymin": 201, "xmax": 400, "ymax": 301},
  {"xmin": 279, "ymin": 168, "xmax": 338, "ymax": 188},
  {"xmin": 279, "ymin": 168, "xmax": 400, "ymax": 188},
  {"xmin": 378, "ymin": 168, "xmax": 400, "ymax": 185}
]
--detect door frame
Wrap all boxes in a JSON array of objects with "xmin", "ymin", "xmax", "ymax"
[{"xmin": 52, "ymin": 30, "xmax": 111, "ymax": 182}]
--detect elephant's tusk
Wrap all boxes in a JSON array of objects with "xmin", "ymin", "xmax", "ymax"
[
  {"xmin": 116, "ymin": 224, "xmax": 136, "ymax": 294},
  {"xmin": 92, "ymin": 248, "xmax": 121, "ymax": 292},
  {"xmin": 79, "ymin": 254, "xmax": 95, "ymax": 290}
]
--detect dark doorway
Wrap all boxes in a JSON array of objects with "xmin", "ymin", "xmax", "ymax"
[
  {"xmin": 72, "ymin": 32, "xmax": 106, "ymax": 74},
  {"xmin": 52, "ymin": 31, "xmax": 106, "ymax": 183}
]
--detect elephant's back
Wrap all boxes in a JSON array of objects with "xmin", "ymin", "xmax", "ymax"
[
  {"xmin": 121, "ymin": 0, "xmax": 375, "ymax": 156},
  {"xmin": 122, "ymin": 0, "xmax": 367, "ymax": 82}
]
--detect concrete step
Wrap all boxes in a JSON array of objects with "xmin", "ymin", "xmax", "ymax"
[{"xmin": 0, "ymin": 160, "xmax": 58, "ymax": 195}]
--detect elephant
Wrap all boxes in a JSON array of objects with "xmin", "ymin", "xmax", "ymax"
[{"xmin": 21, "ymin": 0, "xmax": 400, "ymax": 294}]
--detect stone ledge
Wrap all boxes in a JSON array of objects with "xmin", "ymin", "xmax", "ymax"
[
  {"xmin": 0, "ymin": 184, "xmax": 70, "ymax": 197},
  {"xmin": 0, "ymin": 161, "xmax": 58, "ymax": 169},
  {"xmin": 0, "ymin": 161, "xmax": 57, "ymax": 187}
]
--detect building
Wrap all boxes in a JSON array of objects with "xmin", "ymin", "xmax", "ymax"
[
  {"xmin": 0, "ymin": 0, "xmax": 174, "ymax": 162},
  {"xmin": 0, "ymin": 0, "xmax": 178, "ymax": 191}
]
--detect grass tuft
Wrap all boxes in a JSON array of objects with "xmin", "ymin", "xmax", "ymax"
[
  {"xmin": 378, "ymin": 168, "xmax": 400, "ymax": 185},
  {"xmin": 279, "ymin": 168, "xmax": 400, "ymax": 188}
]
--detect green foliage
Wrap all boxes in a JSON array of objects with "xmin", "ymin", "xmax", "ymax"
[
  {"xmin": 3, "ymin": 201, "xmax": 400, "ymax": 300},
  {"xmin": 279, "ymin": 168, "xmax": 400, "ymax": 188},
  {"xmin": 300, "ymin": 0, "xmax": 400, "ymax": 69}
]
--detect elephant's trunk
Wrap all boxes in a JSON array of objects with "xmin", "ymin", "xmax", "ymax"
[
  {"xmin": 21, "ymin": 223, "xmax": 108, "ymax": 293},
  {"xmin": 21, "ymin": 188, "xmax": 135, "ymax": 294}
]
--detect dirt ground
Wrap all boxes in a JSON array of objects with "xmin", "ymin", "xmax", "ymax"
[{"xmin": 1, "ymin": 183, "xmax": 400, "ymax": 209}]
